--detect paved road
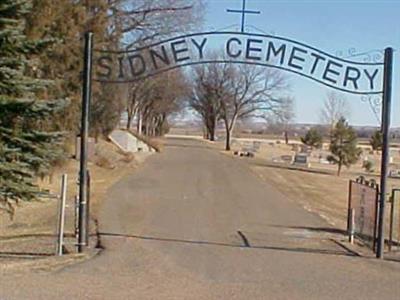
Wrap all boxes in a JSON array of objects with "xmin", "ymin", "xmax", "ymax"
[{"xmin": 1, "ymin": 138, "xmax": 400, "ymax": 299}]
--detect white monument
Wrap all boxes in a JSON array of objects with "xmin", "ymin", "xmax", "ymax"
[{"xmin": 109, "ymin": 129, "xmax": 155, "ymax": 153}]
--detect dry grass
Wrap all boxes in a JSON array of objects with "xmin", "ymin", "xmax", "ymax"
[
  {"xmin": 227, "ymin": 139, "xmax": 400, "ymax": 230},
  {"xmin": 251, "ymin": 164, "xmax": 350, "ymax": 227}
]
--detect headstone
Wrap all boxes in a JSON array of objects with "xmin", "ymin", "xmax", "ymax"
[
  {"xmin": 293, "ymin": 153, "xmax": 310, "ymax": 167},
  {"xmin": 389, "ymin": 169, "xmax": 400, "ymax": 178},
  {"xmin": 75, "ymin": 136, "xmax": 96, "ymax": 160}
]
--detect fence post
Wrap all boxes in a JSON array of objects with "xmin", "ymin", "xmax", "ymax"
[
  {"xmin": 347, "ymin": 180, "xmax": 353, "ymax": 232},
  {"xmin": 85, "ymin": 170, "xmax": 91, "ymax": 246},
  {"xmin": 56, "ymin": 174, "xmax": 68, "ymax": 256}
]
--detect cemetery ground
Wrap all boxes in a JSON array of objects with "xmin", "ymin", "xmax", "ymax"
[
  {"xmin": 228, "ymin": 138, "xmax": 400, "ymax": 226},
  {"xmin": 1, "ymin": 137, "xmax": 400, "ymax": 299}
]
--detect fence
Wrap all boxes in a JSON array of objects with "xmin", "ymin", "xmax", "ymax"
[{"xmin": 347, "ymin": 177, "xmax": 379, "ymax": 251}]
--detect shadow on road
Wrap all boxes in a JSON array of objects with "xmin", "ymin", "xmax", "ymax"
[{"xmin": 99, "ymin": 231, "xmax": 358, "ymax": 258}]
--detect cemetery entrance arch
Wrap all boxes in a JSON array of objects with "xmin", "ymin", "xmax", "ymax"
[{"xmin": 77, "ymin": 26, "xmax": 393, "ymax": 260}]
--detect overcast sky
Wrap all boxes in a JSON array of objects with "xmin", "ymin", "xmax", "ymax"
[{"xmin": 204, "ymin": 0, "xmax": 400, "ymax": 126}]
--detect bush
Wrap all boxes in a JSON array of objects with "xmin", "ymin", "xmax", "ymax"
[{"xmin": 363, "ymin": 160, "xmax": 374, "ymax": 173}]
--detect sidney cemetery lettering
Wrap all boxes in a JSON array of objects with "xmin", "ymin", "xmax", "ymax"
[{"xmin": 94, "ymin": 32, "xmax": 383, "ymax": 95}]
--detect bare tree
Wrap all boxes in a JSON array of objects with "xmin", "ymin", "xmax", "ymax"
[
  {"xmin": 189, "ymin": 60, "xmax": 288, "ymax": 149},
  {"xmin": 320, "ymin": 91, "xmax": 351, "ymax": 130},
  {"xmin": 126, "ymin": 79, "xmax": 154, "ymax": 131},
  {"xmin": 108, "ymin": 0, "xmax": 204, "ymax": 136},
  {"xmin": 108, "ymin": 0, "xmax": 205, "ymax": 49},
  {"xmin": 189, "ymin": 63, "xmax": 231, "ymax": 141},
  {"xmin": 129, "ymin": 70, "xmax": 188, "ymax": 136},
  {"xmin": 220, "ymin": 65, "xmax": 287, "ymax": 150}
]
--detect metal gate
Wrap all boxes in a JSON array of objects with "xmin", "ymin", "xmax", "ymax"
[
  {"xmin": 348, "ymin": 177, "xmax": 379, "ymax": 251},
  {"xmin": 389, "ymin": 189, "xmax": 400, "ymax": 251}
]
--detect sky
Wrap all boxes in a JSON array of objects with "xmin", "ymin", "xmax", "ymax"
[{"xmin": 204, "ymin": 0, "xmax": 400, "ymax": 127}]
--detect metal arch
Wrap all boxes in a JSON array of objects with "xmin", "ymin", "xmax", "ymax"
[
  {"xmin": 93, "ymin": 31, "xmax": 384, "ymax": 67},
  {"xmin": 93, "ymin": 59, "xmax": 383, "ymax": 96}
]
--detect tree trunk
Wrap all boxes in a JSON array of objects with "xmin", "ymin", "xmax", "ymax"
[
  {"xmin": 209, "ymin": 124, "xmax": 215, "ymax": 141},
  {"xmin": 223, "ymin": 115, "xmax": 237, "ymax": 151},
  {"xmin": 145, "ymin": 121, "xmax": 150, "ymax": 136},
  {"xmin": 205, "ymin": 115, "xmax": 216, "ymax": 141},
  {"xmin": 225, "ymin": 128, "xmax": 231, "ymax": 151},
  {"xmin": 337, "ymin": 162, "xmax": 342, "ymax": 176},
  {"xmin": 126, "ymin": 113, "xmax": 132, "ymax": 130},
  {"xmin": 137, "ymin": 113, "xmax": 142, "ymax": 135},
  {"xmin": 211, "ymin": 115, "xmax": 217, "ymax": 141},
  {"xmin": 203, "ymin": 126, "xmax": 208, "ymax": 139},
  {"xmin": 284, "ymin": 130, "xmax": 289, "ymax": 144}
]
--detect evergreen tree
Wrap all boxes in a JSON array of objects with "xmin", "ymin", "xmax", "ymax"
[
  {"xmin": 301, "ymin": 127, "xmax": 323, "ymax": 149},
  {"xmin": 0, "ymin": 0, "xmax": 64, "ymax": 216},
  {"xmin": 369, "ymin": 130, "xmax": 383, "ymax": 152},
  {"xmin": 327, "ymin": 118, "xmax": 361, "ymax": 176},
  {"xmin": 27, "ymin": 0, "xmax": 116, "ymax": 133}
]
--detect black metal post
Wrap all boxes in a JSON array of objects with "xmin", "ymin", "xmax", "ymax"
[
  {"xmin": 85, "ymin": 170, "xmax": 91, "ymax": 246},
  {"xmin": 376, "ymin": 47, "xmax": 393, "ymax": 259},
  {"xmin": 78, "ymin": 32, "xmax": 93, "ymax": 253}
]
